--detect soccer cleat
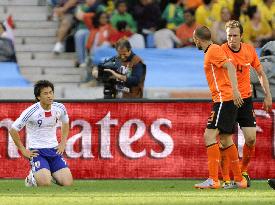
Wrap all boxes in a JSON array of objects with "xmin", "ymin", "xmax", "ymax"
[
  {"xmin": 236, "ymin": 177, "xmax": 248, "ymax": 189},
  {"xmin": 194, "ymin": 178, "xmax": 220, "ymax": 189},
  {"xmin": 223, "ymin": 178, "xmax": 247, "ymax": 189},
  {"xmin": 221, "ymin": 180, "xmax": 231, "ymax": 188},
  {"xmin": 242, "ymin": 172, "xmax": 251, "ymax": 187},
  {"xmin": 267, "ymin": 179, "xmax": 275, "ymax": 190},
  {"xmin": 25, "ymin": 170, "xmax": 37, "ymax": 187},
  {"xmin": 223, "ymin": 181, "xmax": 238, "ymax": 189}
]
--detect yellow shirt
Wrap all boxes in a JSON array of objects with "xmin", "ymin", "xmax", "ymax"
[
  {"xmin": 218, "ymin": 0, "xmax": 234, "ymax": 12},
  {"xmin": 250, "ymin": 0, "xmax": 262, "ymax": 4},
  {"xmin": 253, "ymin": 1, "xmax": 275, "ymax": 29},
  {"xmin": 243, "ymin": 19, "xmax": 272, "ymax": 43},
  {"xmin": 239, "ymin": 13, "xmax": 250, "ymax": 26},
  {"xmin": 195, "ymin": 3, "xmax": 221, "ymax": 27}
]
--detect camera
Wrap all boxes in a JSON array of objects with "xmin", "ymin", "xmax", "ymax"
[{"xmin": 97, "ymin": 57, "xmax": 130, "ymax": 99}]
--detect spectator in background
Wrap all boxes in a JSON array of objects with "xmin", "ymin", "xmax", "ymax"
[
  {"xmin": 0, "ymin": 22, "xmax": 17, "ymax": 62},
  {"xmin": 176, "ymin": 8, "xmax": 197, "ymax": 47},
  {"xmin": 211, "ymin": 7, "xmax": 231, "ymax": 45},
  {"xmin": 0, "ymin": 22, "xmax": 8, "ymax": 39},
  {"xmin": 132, "ymin": 0, "xmax": 161, "ymax": 47},
  {"xmin": 110, "ymin": 0, "xmax": 137, "ymax": 33},
  {"xmin": 52, "ymin": 0, "xmax": 80, "ymax": 54},
  {"xmin": 47, "ymin": 0, "xmax": 58, "ymax": 20},
  {"xmin": 154, "ymin": 19, "xmax": 181, "ymax": 48},
  {"xmin": 195, "ymin": 0, "xmax": 221, "ymax": 28},
  {"xmin": 232, "ymin": 0, "xmax": 250, "ymax": 25},
  {"xmin": 243, "ymin": 5, "xmax": 272, "ymax": 47},
  {"xmin": 77, "ymin": 10, "xmax": 115, "ymax": 86},
  {"xmin": 161, "ymin": 0, "xmax": 184, "ymax": 30},
  {"xmin": 109, "ymin": 21, "xmax": 133, "ymax": 46},
  {"xmin": 1, "ymin": 16, "xmax": 15, "ymax": 43},
  {"xmin": 109, "ymin": 21, "xmax": 145, "ymax": 48},
  {"xmin": 85, "ymin": 11, "xmax": 115, "ymax": 54},
  {"xmin": 253, "ymin": 0, "xmax": 275, "ymax": 32},
  {"xmin": 74, "ymin": 0, "xmax": 98, "ymax": 68}
]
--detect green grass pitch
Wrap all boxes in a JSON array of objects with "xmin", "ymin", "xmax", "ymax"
[{"xmin": 0, "ymin": 179, "xmax": 274, "ymax": 205}]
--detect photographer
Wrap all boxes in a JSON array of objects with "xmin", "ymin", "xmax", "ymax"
[{"xmin": 92, "ymin": 39, "xmax": 146, "ymax": 99}]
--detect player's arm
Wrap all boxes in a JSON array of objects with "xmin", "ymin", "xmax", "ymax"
[
  {"xmin": 223, "ymin": 61, "xmax": 244, "ymax": 107},
  {"xmin": 255, "ymin": 65, "xmax": 272, "ymax": 112},
  {"xmin": 56, "ymin": 122, "xmax": 69, "ymax": 155},
  {"xmin": 56, "ymin": 104, "xmax": 70, "ymax": 155},
  {"xmin": 9, "ymin": 128, "xmax": 38, "ymax": 159}
]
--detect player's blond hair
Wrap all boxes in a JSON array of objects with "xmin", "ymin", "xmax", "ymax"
[{"xmin": 225, "ymin": 20, "xmax": 243, "ymax": 35}]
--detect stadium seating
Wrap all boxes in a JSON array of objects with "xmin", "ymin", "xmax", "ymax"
[{"xmin": 0, "ymin": 62, "xmax": 29, "ymax": 87}]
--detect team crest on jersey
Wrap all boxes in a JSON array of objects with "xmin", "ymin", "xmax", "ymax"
[{"xmin": 34, "ymin": 161, "xmax": 40, "ymax": 168}]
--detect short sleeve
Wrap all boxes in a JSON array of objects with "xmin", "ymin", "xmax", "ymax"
[
  {"xmin": 59, "ymin": 104, "xmax": 69, "ymax": 123},
  {"xmin": 11, "ymin": 107, "xmax": 33, "ymax": 131},
  {"xmin": 208, "ymin": 46, "xmax": 229, "ymax": 68},
  {"xmin": 249, "ymin": 45, "xmax": 261, "ymax": 71}
]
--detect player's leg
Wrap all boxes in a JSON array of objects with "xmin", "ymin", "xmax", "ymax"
[
  {"xmin": 34, "ymin": 169, "xmax": 52, "ymax": 186},
  {"xmin": 219, "ymin": 134, "xmax": 246, "ymax": 189},
  {"xmin": 194, "ymin": 128, "xmax": 221, "ymax": 189},
  {"xmin": 219, "ymin": 135, "xmax": 232, "ymax": 186},
  {"xmin": 195, "ymin": 102, "xmax": 226, "ymax": 189},
  {"xmin": 212, "ymin": 100, "xmax": 246, "ymax": 189},
  {"xmin": 238, "ymin": 97, "xmax": 256, "ymax": 187},
  {"xmin": 30, "ymin": 155, "xmax": 52, "ymax": 186},
  {"xmin": 241, "ymin": 127, "xmax": 256, "ymax": 171},
  {"xmin": 50, "ymin": 152, "xmax": 73, "ymax": 186},
  {"xmin": 52, "ymin": 168, "xmax": 73, "ymax": 186}
]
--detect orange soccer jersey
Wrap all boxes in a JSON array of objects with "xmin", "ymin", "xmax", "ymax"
[
  {"xmin": 204, "ymin": 44, "xmax": 233, "ymax": 102},
  {"xmin": 221, "ymin": 43, "xmax": 261, "ymax": 99}
]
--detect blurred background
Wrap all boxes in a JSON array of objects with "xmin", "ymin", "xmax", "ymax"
[{"xmin": 0, "ymin": 0, "xmax": 274, "ymax": 100}]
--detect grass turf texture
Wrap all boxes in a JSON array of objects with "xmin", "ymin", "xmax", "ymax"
[{"xmin": 0, "ymin": 180, "xmax": 274, "ymax": 205}]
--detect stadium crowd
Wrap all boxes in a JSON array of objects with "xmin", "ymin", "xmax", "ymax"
[{"xmin": 46, "ymin": 0, "xmax": 275, "ymax": 67}]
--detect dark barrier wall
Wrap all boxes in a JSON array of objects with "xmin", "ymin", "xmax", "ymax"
[{"xmin": 0, "ymin": 100, "xmax": 274, "ymax": 179}]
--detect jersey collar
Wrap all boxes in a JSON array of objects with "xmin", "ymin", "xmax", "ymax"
[
  {"xmin": 227, "ymin": 43, "xmax": 242, "ymax": 53},
  {"xmin": 204, "ymin": 44, "xmax": 212, "ymax": 53}
]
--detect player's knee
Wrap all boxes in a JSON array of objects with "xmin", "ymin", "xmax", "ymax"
[
  {"xmin": 219, "ymin": 136, "xmax": 233, "ymax": 148},
  {"xmin": 203, "ymin": 131, "xmax": 216, "ymax": 146},
  {"xmin": 37, "ymin": 178, "xmax": 52, "ymax": 186},
  {"xmin": 60, "ymin": 178, "xmax": 73, "ymax": 186}
]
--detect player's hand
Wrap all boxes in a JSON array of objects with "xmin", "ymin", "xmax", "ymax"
[
  {"xmin": 263, "ymin": 94, "xmax": 272, "ymax": 112},
  {"xmin": 21, "ymin": 149, "xmax": 39, "ymax": 159},
  {"xmin": 233, "ymin": 89, "xmax": 244, "ymax": 108},
  {"xmin": 56, "ymin": 141, "xmax": 66, "ymax": 155}
]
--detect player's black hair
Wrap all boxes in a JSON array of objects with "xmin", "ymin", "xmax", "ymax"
[{"xmin": 34, "ymin": 80, "xmax": 54, "ymax": 101}]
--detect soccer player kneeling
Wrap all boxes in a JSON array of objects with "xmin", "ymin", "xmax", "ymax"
[{"xmin": 9, "ymin": 80, "xmax": 73, "ymax": 187}]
